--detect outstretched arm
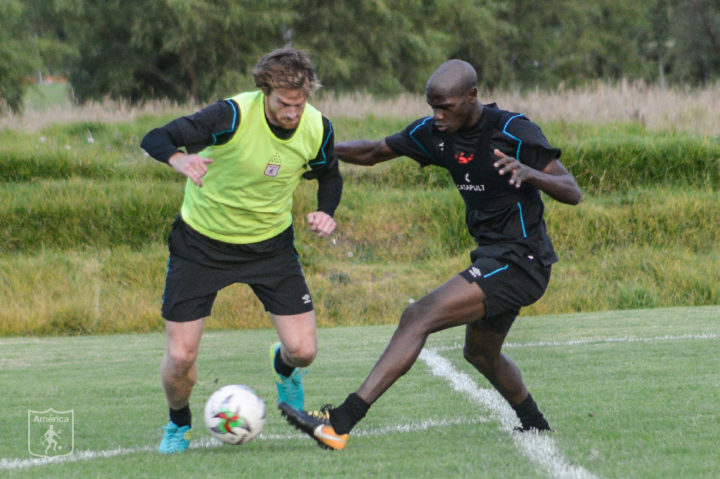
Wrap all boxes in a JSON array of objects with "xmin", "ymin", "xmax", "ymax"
[
  {"xmin": 493, "ymin": 149, "xmax": 582, "ymax": 205},
  {"xmin": 335, "ymin": 139, "xmax": 399, "ymax": 166},
  {"xmin": 141, "ymin": 100, "xmax": 237, "ymax": 187}
]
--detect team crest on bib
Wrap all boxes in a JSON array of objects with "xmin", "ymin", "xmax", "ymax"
[{"xmin": 265, "ymin": 152, "xmax": 282, "ymax": 177}]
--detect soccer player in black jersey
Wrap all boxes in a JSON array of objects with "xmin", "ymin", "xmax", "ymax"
[{"xmin": 280, "ymin": 59, "xmax": 581, "ymax": 450}]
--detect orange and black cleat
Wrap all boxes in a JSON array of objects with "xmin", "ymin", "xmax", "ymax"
[{"xmin": 279, "ymin": 402, "xmax": 349, "ymax": 450}]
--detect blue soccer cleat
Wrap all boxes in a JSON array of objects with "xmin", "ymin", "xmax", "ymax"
[
  {"xmin": 270, "ymin": 342, "xmax": 306, "ymax": 410},
  {"xmin": 158, "ymin": 421, "xmax": 192, "ymax": 454}
]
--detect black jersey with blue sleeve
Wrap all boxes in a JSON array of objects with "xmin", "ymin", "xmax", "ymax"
[{"xmin": 385, "ymin": 104, "xmax": 561, "ymax": 266}]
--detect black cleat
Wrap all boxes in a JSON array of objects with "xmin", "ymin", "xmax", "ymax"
[{"xmin": 279, "ymin": 402, "xmax": 349, "ymax": 450}]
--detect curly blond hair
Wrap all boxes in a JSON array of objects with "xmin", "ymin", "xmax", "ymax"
[{"xmin": 252, "ymin": 47, "xmax": 321, "ymax": 95}]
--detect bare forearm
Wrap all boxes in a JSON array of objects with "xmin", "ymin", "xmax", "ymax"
[
  {"xmin": 527, "ymin": 170, "xmax": 582, "ymax": 205},
  {"xmin": 336, "ymin": 139, "xmax": 397, "ymax": 166}
]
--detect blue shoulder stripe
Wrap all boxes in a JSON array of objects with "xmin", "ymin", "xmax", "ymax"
[
  {"xmin": 409, "ymin": 116, "xmax": 435, "ymax": 161},
  {"xmin": 210, "ymin": 99, "xmax": 239, "ymax": 145},
  {"xmin": 502, "ymin": 114, "xmax": 524, "ymax": 160},
  {"xmin": 309, "ymin": 120, "xmax": 332, "ymax": 166}
]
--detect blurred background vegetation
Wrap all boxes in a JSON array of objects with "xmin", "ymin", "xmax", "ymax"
[
  {"xmin": 2, "ymin": 0, "xmax": 720, "ymax": 113},
  {"xmin": 0, "ymin": 110, "xmax": 718, "ymax": 335},
  {"xmin": 1, "ymin": 0, "xmax": 719, "ymax": 336}
]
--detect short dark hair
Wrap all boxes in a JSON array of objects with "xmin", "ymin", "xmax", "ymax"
[
  {"xmin": 426, "ymin": 59, "xmax": 478, "ymax": 98},
  {"xmin": 252, "ymin": 47, "xmax": 321, "ymax": 95}
]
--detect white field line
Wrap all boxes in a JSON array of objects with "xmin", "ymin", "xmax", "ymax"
[
  {"xmin": 0, "ymin": 416, "xmax": 486, "ymax": 471},
  {"xmin": 429, "ymin": 332, "xmax": 720, "ymax": 353},
  {"xmin": 419, "ymin": 348, "xmax": 598, "ymax": 479}
]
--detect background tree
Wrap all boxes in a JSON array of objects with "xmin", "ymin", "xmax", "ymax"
[
  {"xmin": 642, "ymin": 0, "xmax": 674, "ymax": 87},
  {"xmin": 0, "ymin": 1, "xmax": 43, "ymax": 113},
  {"xmin": 58, "ymin": 0, "xmax": 294, "ymax": 103},
  {"xmin": 501, "ymin": 0, "xmax": 652, "ymax": 88},
  {"xmin": 2, "ymin": 0, "xmax": 720, "ymax": 109},
  {"xmin": 288, "ymin": 0, "xmax": 451, "ymax": 95},
  {"xmin": 416, "ymin": 0, "xmax": 513, "ymax": 91},
  {"xmin": 667, "ymin": 0, "xmax": 720, "ymax": 84}
]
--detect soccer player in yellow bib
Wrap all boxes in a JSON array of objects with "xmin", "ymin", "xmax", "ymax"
[{"xmin": 141, "ymin": 48, "xmax": 342, "ymax": 454}]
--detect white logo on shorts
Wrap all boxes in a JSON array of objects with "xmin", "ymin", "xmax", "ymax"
[
  {"xmin": 302, "ymin": 294, "xmax": 312, "ymax": 304},
  {"xmin": 468, "ymin": 266, "xmax": 482, "ymax": 278}
]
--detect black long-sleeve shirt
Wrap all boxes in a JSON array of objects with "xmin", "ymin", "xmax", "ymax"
[
  {"xmin": 141, "ymin": 99, "xmax": 343, "ymax": 216},
  {"xmin": 386, "ymin": 104, "xmax": 561, "ymax": 266}
]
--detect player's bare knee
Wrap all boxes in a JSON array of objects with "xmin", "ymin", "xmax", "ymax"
[
  {"xmin": 283, "ymin": 342, "xmax": 317, "ymax": 367},
  {"xmin": 398, "ymin": 302, "xmax": 433, "ymax": 334},
  {"xmin": 463, "ymin": 346, "xmax": 496, "ymax": 372},
  {"xmin": 166, "ymin": 346, "xmax": 198, "ymax": 372}
]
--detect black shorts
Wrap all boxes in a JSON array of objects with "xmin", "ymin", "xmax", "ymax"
[
  {"xmin": 161, "ymin": 216, "xmax": 313, "ymax": 322},
  {"xmin": 459, "ymin": 248, "xmax": 551, "ymax": 334}
]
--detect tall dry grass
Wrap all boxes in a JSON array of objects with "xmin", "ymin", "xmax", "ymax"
[
  {"xmin": 319, "ymin": 80, "xmax": 720, "ymax": 135},
  {"xmin": 2, "ymin": 81, "xmax": 719, "ymax": 135},
  {"xmin": 0, "ymin": 98, "xmax": 191, "ymax": 132}
]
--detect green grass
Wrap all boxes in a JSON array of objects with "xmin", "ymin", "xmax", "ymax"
[
  {"xmin": 0, "ymin": 111, "xmax": 718, "ymax": 333},
  {"xmin": 0, "ymin": 179, "xmax": 182, "ymax": 252},
  {"xmin": 2, "ymin": 178, "xmax": 718, "ymax": 256},
  {"xmin": 0, "ymin": 306, "xmax": 718, "ymax": 478},
  {"xmin": 2, "ymin": 113, "xmax": 719, "ymax": 192},
  {"xmin": 1, "ymin": 180, "xmax": 718, "ymax": 335},
  {"xmin": 21, "ymin": 83, "xmax": 72, "ymax": 111},
  {"xmin": 1, "ymin": 233, "xmax": 717, "ymax": 336}
]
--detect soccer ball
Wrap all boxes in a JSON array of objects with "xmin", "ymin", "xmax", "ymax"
[{"xmin": 204, "ymin": 384, "xmax": 266, "ymax": 445}]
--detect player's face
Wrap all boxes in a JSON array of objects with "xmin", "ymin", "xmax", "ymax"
[
  {"xmin": 265, "ymin": 88, "xmax": 308, "ymax": 130},
  {"xmin": 426, "ymin": 91, "xmax": 475, "ymax": 133}
]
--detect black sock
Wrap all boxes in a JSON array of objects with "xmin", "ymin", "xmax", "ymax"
[
  {"xmin": 330, "ymin": 393, "xmax": 370, "ymax": 435},
  {"xmin": 511, "ymin": 393, "xmax": 550, "ymax": 431},
  {"xmin": 169, "ymin": 404, "xmax": 192, "ymax": 428},
  {"xmin": 274, "ymin": 347, "xmax": 295, "ymax": 377}
]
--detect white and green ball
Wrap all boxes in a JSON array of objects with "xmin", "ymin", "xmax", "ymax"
[{"xmin": 204, "ymin": 384, "xmax": 266, "ymax": 445}]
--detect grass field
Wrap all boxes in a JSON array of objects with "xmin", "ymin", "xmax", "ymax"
[
  {"xmin": 1, "ymin": 306, "xmax": 718, "ymax": 478},
  {"xmin": 1, "ymin": 84, "xmax": 718, "ymax": 477}
]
